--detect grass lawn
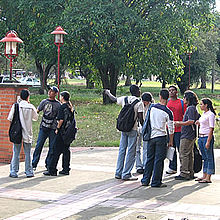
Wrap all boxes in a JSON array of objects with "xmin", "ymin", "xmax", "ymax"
[{"xmin": 30, "ymin": 79, "xmax": 220, "ymax": 148}]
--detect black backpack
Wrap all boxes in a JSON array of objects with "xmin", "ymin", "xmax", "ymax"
[
  {"xmin": 9, "ymin": 103, "xmax": 22, "ymax": 144},
  {"xmin": 142, "ymin": 104, "xmax": 153, "ymax": 141},
  {"xmin": 116, "ymin": 97, "xmax": 140, "ymax": 132},
  {"xmin": 193, "ymin": 143, "xmax": 202, "ymax": 173},
  {"xmin": 61, "ymin": 108, "xmax": 77, "ymax": 146}
]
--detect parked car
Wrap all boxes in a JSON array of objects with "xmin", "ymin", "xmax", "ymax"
[
  {"xmin": 0, "ymin": 75, "xmax": 21, "ymax": 83},
  {"xmin": 19, "ymin": 77, "xmax": 41, "ymax": 87}
]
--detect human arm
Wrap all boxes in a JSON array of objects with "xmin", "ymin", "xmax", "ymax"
[
  {"xmin": 7, "ymin": 104, "xmax": 15, "ymax": 122},
  {"xmin": 205, "ymin": 128, "xmax": 214, "ymax": 149},
  {"xmin": 55, "ymin": 120, "xmax": 64, "ymax": 134},
  {"xmin": 175, "ymin": 120, "xmax": 194, "ymax": 127},
  {"xmin": 104, "ymin": 89, "xmax": 117, "ymax": 103},
  {"xmin": 168, "ymin": 133, "xmax": 174, "ymax": 147},
  {"xmin": 32, "ymin": 105, "xmax": 39, "ymax": 121},
  {"xmin": 137, "ymin": 112, "xmax": 144, "ymax": 126}
]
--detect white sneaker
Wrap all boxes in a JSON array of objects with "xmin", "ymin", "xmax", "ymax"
[{"xmin": 166, "ymin": 168, "xmax": 177, "ymax": 175}]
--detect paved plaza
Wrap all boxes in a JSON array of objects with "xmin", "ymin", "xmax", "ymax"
[{"xmin": 0, "ymin": 147, "xmax": 220, "ymax": 220}]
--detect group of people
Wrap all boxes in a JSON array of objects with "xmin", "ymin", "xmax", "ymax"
[
  {"xmin": 8, "ymin": 86, "xmax": 74, "ymax": 178},
  {"xmin": 105, "ymin": 84, "xmax": 216, "ymax": 187}
]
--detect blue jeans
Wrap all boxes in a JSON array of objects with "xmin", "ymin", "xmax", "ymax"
[
  {"xmin": 32, "ymin": 128, "xmax": 56, "ymax": 168},
  {"xmin": 141, "ymin": 136, "xmax": 167, "ymax": 187},
  {"xmin": 135, "ymin": 133, "xmax": 143, "ymax": 170},
  {"xmin": 198, "ymin": 136, "xmax": 215, "ymax": 175},
  {"xmin": 115, "ymin": 130, "xmax": 137, "ymax": 179},
  {"xmin": 168, "ymin": 132, "xmax": 181, "ymax": 171},
  {"xmin": 10, "ymin": 142, "xmax": 33, "ymax": 177}
]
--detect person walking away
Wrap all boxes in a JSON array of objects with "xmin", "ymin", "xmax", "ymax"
[
  {"xmin": 105, "ymin": 85, "xmax": 144, "ymax": 180},
  {"xmin": 141, "ymin": 89, "xmax": 174, "ymax": 187},
  {"xmin": 32, "ymin": 86, "xmax": 61, "ymax": 170},
  {"xmin": 166, "ymin": 85, "xmax": 187, "ymax": 175},
  {"xmin": 174, "ymin": 90, "xmax": 200, "ymax": 180},
  {"xmin": 8, "ymin": 89, "xmax": 38, "ymax": 178},
  {"xmin": 135, "ymin": 92, "xmax": 154, "ymax": 174},
  {"xmin": 43, "ymin": 91, "xmax": 74, "ymax": 176},
  {"xmin": 195, "ymin": 98, "xmax": 216, "ymax": 183}
]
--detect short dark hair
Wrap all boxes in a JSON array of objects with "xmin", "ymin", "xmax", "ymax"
[
  {"xmin": 20, "ymin": 89, "xmax": 30, "ymax": 100},
  {"xmin": 60, "ymin": 91, "xmax": 70, "ymax": 101},
  {"xmin": 130, "ymin": 85, "xmax": 140, "ymax": 96},
  {"xmin": 160, "ymin": 89, "xmax": 169, "ymax": 100},
  {"xmin": 184, "ymin": 90, "xmax": 198, "ymax": 106},
  {"xmin": 141, "ymin": 92, "xmax": 153, "ymax": 102},
  {"xmin": 168, "ymin": 85, "xmax": 178, "ymax": 91}
]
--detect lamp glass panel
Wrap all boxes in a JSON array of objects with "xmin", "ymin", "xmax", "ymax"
[
  {"xmin": 55, "ymin": 34, "xmax": 63, "ymax": 44},
  {"xmin": 6, "ymin": 42, "xmax": 17, "ymax": 55}
]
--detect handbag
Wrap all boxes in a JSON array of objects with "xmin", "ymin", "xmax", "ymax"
[
  {"xmin": 9, "ymin": 103, "xmax": 22, "ymax": 144},
  {"xmin": 193, "ymin": 143, "xmax": 202, "ymax": 173}
]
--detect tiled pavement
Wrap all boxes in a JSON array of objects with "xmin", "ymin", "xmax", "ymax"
[{"xmin": 0, "ymin": 147, "xmax": 220, "ymax": 220}]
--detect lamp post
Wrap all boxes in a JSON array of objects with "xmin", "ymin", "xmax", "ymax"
[
  {"xmin": 51, "ymin": 26, "xmax": 67, "ymax": 98},
  {"xmin": 0, "ymin": 31, "xmax": 23, "ymax": 80},
  {"xmin": 187, "ymin": 52, "xmax": 192, "ymax": 89}
]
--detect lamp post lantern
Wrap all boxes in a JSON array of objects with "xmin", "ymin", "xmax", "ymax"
[
  {"xmin": 51, "ymin": 26, "xmax": 67, "ymax": 98},
  {"xmin": 0, "ymin": 31, "xmax": 23, "ymax": 80}
]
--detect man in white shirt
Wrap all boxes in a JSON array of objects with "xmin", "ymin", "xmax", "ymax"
[
  {"xmin": 8, "ymin": 90, "xmax": 38, "ymax": 178},
  {"xmin": 105, "ymin": 85, "xmax": 144, "ymax": 180}
]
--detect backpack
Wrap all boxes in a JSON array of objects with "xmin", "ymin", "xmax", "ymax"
[
  {"xmin": 142, "ymin": 104, "xmax": 153, "ymax": 141},
  {"xmin": 116, "ymin": 97, "xmax": 140, "ymax": 132},
  {"xmin": 9, "ymin": 103, "xmax": 22, "ymax": 144},
  {"xmin": 61, "ymin": 108, "xmax": 77, "ymax": 146},
  {"xmin": 193, "ymin": 143, "xmax": 202, "ymax": 173}
]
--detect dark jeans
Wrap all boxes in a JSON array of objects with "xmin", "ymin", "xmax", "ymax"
[
  {"xmin": 141, "ymin": 136, "xmax": 167, "ymax": 187},
  {"xmin": 32, "ymin": 128, "xmax": 56, "ymax": 168},
  {"xmin": 168, "ymin": 132, "xmax": 181, "ymax": 171},
  {"xmin": 48, "ymin": 133, "xmax": 71, "ymax": 173}
]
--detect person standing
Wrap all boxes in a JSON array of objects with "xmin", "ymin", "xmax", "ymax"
[
  {"xmin": 105, "ymin": 85, "xmax": 144, "ymax": 180},
  {"xmin": 8, "ymin": 89, "xmax": 38, "ymax": 178},
  {"xmin": 166, "ymin": 85, "xmax": 186, "ymax": 175},
  {"xmin": 44, "ymin": 91, "xmax": 74, "ymax": 176},
  {"xmin": 32, "ymin": 86, "xmax": 61, "ymax": 170},
  {"xmin": 175, "ymin": 90, "xmax": 200, "ymax": 180},
  {"xmin": 141, "ymin": 89, "xmax": 174, "ymax": 187},
  {"xmin": 195, "ymin": 98, "xmax": 216, "ymax": 183}
]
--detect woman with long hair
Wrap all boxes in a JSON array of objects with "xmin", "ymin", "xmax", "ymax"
[
  {"xmin": 195, "ymin": 98, "xmax": 216, "ymax": 183},
  {"xmin": 44, "ymin": 91, "xmax": 74, "ymax": 176},
  {"xmin": 174, "ymin": 90, "xmax": 200, "ymax": 180}
]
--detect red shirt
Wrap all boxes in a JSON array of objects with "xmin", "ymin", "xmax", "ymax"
[{"xmin": 167, "ymin": 99, "xmax": 187, "ymax": 132}]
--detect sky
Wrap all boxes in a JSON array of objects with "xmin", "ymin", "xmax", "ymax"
[{"xmin": 216, "ymin": 0, "xmax": 220, "ymax": 12}]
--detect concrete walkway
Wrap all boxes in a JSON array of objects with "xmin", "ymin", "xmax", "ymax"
[{"xmin": 0, "ymin": 147, "xmax": 220, "ymax": 220}]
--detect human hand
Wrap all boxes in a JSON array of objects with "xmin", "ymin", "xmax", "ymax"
[
  {"xmin": 174, "ymin": 121, "xmax": 180, "ymax": 127},
  {"xmin": 104, "ymin": 89, "xmax": 110, "ymax": 95},
  {"xmin": 205, "ymin": 143, "xmax": 210, "ymax": 149},
  {"xmin": 195, "ymin": 120, "xmax": 200, "ymax": 126}
]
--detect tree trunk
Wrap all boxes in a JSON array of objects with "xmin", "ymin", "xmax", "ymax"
[
  {"xmin": 211, "ymin": 63, "xmax": 215, "ymax": 93},
  {"xmin": 200, "ymin": 74, "xmax": 206, "ymax": 89},
  {"xmin": 125, "ymin": 75, "xmax": 131, "ymax": 86},
  {"xmin": 162, "ymin": 80, "xmax": 166, "ymax": 88}
]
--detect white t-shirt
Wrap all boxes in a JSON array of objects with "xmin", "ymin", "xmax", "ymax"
[
  {"xmin": 8, "ymin": 100, "xmax": 38, "ymax": 143},
  {"xmin": 199, "ymin": 110, "xmax": 215, "ymax": 136},
  {"xmin": 117, "ymin": 96, "xmax": 144, "ymax": 131}
]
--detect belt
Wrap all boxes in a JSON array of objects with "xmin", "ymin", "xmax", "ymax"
[{"xmin": 199, "ymin": 134, "xmax": 208, "ymax": 137}]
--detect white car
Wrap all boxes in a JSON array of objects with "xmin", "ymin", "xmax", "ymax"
[{"xmin": 19, "ymin": 77, "xmax": 41, "ymax": 87}]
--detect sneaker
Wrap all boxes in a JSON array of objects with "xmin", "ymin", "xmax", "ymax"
[
  {"xmin": 137, "ymin": 168, "xmax": 144, "ymax": 174},
  {"xmin": 9, "ymin": 174, "xmax": 18, "ymax": 178},
  {"xmin": 32, "ymin": 167, "xmax": 36, "ymax": 171},
  {"xmin": 175, "ymin": 175, "xmax": 190, "ymax": 180},
  {"xmin": 122, "ymin": 176, "xmax": 138, "ymax": 181},
  {"xmin": 26, "ymin": 174, "xmax": 34, "ymax": 178},
  {"xmin": 166, "ymin": 168, "xmax": 177, "ymax": 175},
  {"xmin": 115, "ymin": 175, "xmax": 121, "ymax": 179},
  {"xmin": 59, "ymin": 170, "xmax": 69, "ymax": 175},
  {"xmin": 151, "ymin": 183, "xmax": 167, "ymax": 188},
  {"xmin": 141, "ymin": 182, "xmax": 149, "ymax": 186},
  {"xmin": 43, "ymin": 171, "xmax": 57, "ymax": 176}
]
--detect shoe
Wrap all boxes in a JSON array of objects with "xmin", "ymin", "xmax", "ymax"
[
  {"xmin": 32, "ymin": 167, "xmax": 36, "ymax": 171},
  {"xmin": 166, "ymin": 168, "xmax": 177, "ymax": 175},
  {"xmin": 9, "ymin": 174, "xmax": 18, "ymax": 178},
  {"xmin": 141, "ymin": 182, "xmax": 149, "ymax": 186},
  {"xmin": 195, "ymin": 177, "xmax": 204, "ymax": 181},
  {"xmin": 190, "ymin": 176, "xmax": 197, "ymax": 179},
  {"xmin": 43, "ymin": 171, "xmax": 57, "ymax": 176},
  {"xmin": 26, "ymin": 175, "xmax": 34, "ymax": 178},
  {"xmin": 122, "ymin": 176, "xmax": 138, "ymax": 181},
  {"xmin": 175, "ymin": 175, "xmax": 190, "ymax": 180},
  {"xmin": 198, "ymin": 179, "xmax": 212, "ymax": 183},
  {"xmin": 59, "ymin": 170, "xmax": 69, "ymax": 175},
  {"xmin": 151, "ymin": 183, "xmax": 167, "ymax": 188},
  {"xmin": 137, "ymin": 168, "xmax": 144, "ymax": 174},
  {"xmin": 115, "ymin": 175, "xmax": 121, "ymax": 179}
]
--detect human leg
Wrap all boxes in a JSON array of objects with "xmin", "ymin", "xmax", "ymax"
[
  {"xmin": 136, "ymin": 133, "xmax": 143, "ymax": 172},
  {"xmin": 23, "ymin": 142, "xmax": 34, "ymax": 177},
  {"xmin": 122, "ymin": 130, "xmax": 138, "ymax": 179},
  {"xmin": 10, "ymin": 143, "xmax": 22, "ymax": 177},
  {"xmin": 61, "ymin": 144, "xmax": 71, "ymax": 174},
  {"xmin": 197, "ymin": 137, "xmax": 207, "ymax": 180},
  {"xmin": 142, "ymin": 141, "xmax": 148, "ymax": 169},
  {"xmin": 32, "ymin": 129, "xmax": 49, "ymax": 168},
  {"xmin": 45, "ymin": 129, "xmax": 56, "ymax": 168},
  {"xmin": 115, "ymin": 132, "xmax": 128, "ymax": 178}
]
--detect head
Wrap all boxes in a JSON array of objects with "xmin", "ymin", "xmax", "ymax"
[
  {"xmin": 48, "ymin": 86, "xmax": 59, "ymax": 100},
  {"xmin": 130, "ymin": 85, "xmax": 141, "ymax": 97},
  {"xmin": 168, "ymin": 85, "xmax": 178, "ymax": 99},
  {"xmin": 200, "ymin": 98, "xmax": 216, "ymax": 115},
  {"xmin": 20, "ymin": 89, "xmax": 30, "ymax": 101},
  {"xmin": 183, "ymin": 90, "xmax": 198, "ymax": 106},
  {"xmin": 141, "ymin": 92, "xmax": 154, "ymax": 107},
  {"xmin": 60, "ymin": 91, "xmax": 70, "ymax": 103},
  {"xmin": 159, "ymin": 88, "xmax": 169, "ymax": 101}
]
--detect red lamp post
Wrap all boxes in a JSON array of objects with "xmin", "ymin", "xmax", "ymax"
[
  {"xmin": 51, "ymin": 26, "xmax": 67, "ymax": 98},
  {"xmin": 0, "ymin": 31, "xmax": 23, "ymax": 80},
  {"xmin": 187, "ymin": 52, "xmax": 192, "ymax": 89}
]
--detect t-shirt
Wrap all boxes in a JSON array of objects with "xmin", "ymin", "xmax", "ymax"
[
  {"xmin": 181, "ymin": 105, "xmax": 200, "ymax": 140},
  {"xmin": 167, "ymin": 99, "xmax": 187, "ymax": 133},
  {"xmin": 199, "ymin": 110, "xmax": 215, "ymax": 136},
  {"xmin": 38, "ymin": 99, "xmax": 61, "ymax": 130},
  {"xmin": 117, "ymin": 96, "xmax": 144, "ymax": 131}
]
